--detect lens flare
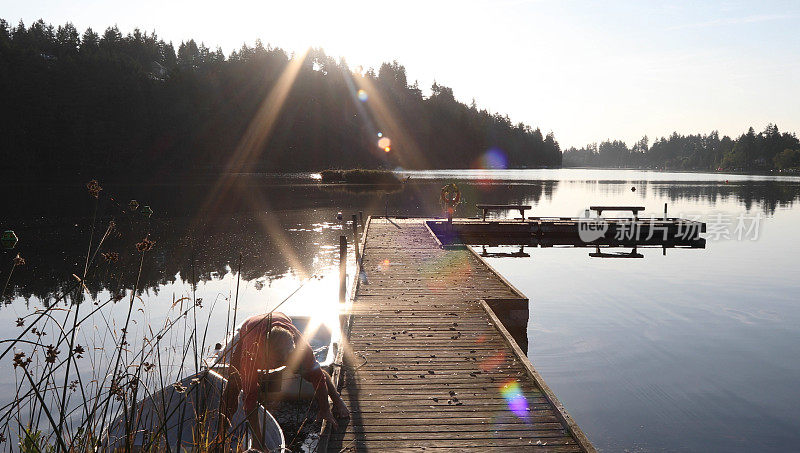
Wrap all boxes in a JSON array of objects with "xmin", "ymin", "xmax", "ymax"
[
  {"xmin": 500, "ymin": 380, "xmax": 530, "ymax": 420},
  {"xmin": 378, "ymin": 137, "xmax": 391, "ymax": 149},
  {"xmin": 377, "ymin": 132, "xmax": 383, "ymax": 138},
  {"xmin": 479, "ymin": 349, "xmax": 506, "ymax": 372},
  {"xmin": 384, "ymin": 147, "xmax": 391, "ymax": 153},
  {"xmin": 357, "ymin": 89, "xmax": 368, "ymax": 102},
  {"xmin": 475, "ymin": 147, "xmax": 508, "ymax": 170},
  {"xmin": 422, "ymin": 253, "xmax": 473, "ymax": 292}
]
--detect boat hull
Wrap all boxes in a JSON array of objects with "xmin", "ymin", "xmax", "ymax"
[{"xmin": 104, "ymin": 370, "xmax": 284, "ymax": 451}]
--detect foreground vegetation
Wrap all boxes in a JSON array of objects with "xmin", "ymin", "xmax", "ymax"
[
  {"xmin": 0, "ymin": 18, "xmax": 561, "ymax": 183},
  {"xmin": 562, "ymin": 125, "xmax": 800, "ymax": 172},
  {"xmin": 0, "ymin": 181, "xmax": 318, "ymax": 451}
]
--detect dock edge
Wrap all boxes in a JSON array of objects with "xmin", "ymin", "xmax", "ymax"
[{"xmin": 479, "ymin": 299, "xmax": 597, "ymax": 453}]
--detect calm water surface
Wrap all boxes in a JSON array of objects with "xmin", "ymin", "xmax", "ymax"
[
  {"xmin": 2, "ymin": 169, "xmax": 800, "ymax": 452},
  {"xmin": 471, "ymin": 171, "xmax": 800, "ymax": 452}
]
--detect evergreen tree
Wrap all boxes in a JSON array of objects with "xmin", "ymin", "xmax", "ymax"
[{"xmin": 0, "ymin": 17, "xmax": 566, "ymax": 182}]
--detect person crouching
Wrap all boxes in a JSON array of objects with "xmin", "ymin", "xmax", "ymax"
[{"xmin": 221, "ymin": 312, "xmax": 349, "ymax": 450}]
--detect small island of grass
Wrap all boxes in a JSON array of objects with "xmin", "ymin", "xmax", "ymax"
[{"xmin": 319, "ymin": 169, "xmax": 404, "ymax": 185}]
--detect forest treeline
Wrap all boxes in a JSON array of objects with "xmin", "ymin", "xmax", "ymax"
[
  {"xmin": 0, "ymin": 19, "xmax": 562, "ymax": 182},
  {"xmin": 562, "ymin": 125, "xmax": 800, "ymax": 171}
]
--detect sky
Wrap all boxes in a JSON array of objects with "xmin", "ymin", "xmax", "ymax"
[{"xmin": 2, "ymin": 0, "xmax": 799, "ymax": 148}]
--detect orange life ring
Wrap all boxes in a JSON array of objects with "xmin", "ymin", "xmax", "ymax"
[{"xmin": 440, "ymin": 183, "xmax": 461, "ymax": 208}]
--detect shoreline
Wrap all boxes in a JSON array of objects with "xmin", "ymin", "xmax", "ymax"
[{"xmin": 1, "ymin": 167, "xmax": 800, "ymax": 189}]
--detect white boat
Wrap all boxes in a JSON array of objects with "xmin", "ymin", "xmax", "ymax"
[{"xmin": 104, "ymin": 369, "xmax": 284, "ymax": 451}]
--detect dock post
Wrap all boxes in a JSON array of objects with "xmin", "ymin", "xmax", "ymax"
[
  {"xmin": 339, "ymin": 235, "xmax": 347, "ymax": 303},
  {"xmin": 351, "ymin": 214, "xmax": 360, "ymax": 262},
  {"xmin": 359, "ymin": 211, "xmax": 364, "ymax": 228},
  {"xmin": 664, "ymin": 203, "xmax": 668, "ymax": 220}
]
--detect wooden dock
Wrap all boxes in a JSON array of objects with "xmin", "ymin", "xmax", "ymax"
[{"xmin": 320, "ymin": 218, "xmax": 595, "ymax": 452}]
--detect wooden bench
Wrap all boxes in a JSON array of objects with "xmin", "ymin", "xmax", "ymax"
[
  {"xmin": 476, "ymin": 204, "xmax": 531, "ymax": 221},
  {"xmin": 589, "ymin": 205, "xmax": 645, "ymax": 220}
]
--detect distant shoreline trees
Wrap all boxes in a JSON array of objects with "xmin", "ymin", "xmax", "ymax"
[
  {"xmin": 562, "ymin": 125, "xmax": 800, "ymax": 172},
  {"xmin": 0, "ymin": 18, "xmax": 561, "ymax": 183}
]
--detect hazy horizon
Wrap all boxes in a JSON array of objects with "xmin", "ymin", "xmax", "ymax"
[{"xmin": 3, "ymin": 0, "xmax": 799, "ymax": 148}]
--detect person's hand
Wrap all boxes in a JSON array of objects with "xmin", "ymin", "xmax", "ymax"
[{"xmin": 317, "ymin": 405, "xmax": 339, "ymax": 431}]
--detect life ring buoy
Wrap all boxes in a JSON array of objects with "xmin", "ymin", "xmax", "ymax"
[{"xmin": 440, "ymin": 183, "xmax": 461, "ymax": 208}]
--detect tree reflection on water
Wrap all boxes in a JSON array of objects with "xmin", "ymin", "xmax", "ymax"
[{"xmin": 3, "ymin": 173, "xmax": 799, "ymax": 305}]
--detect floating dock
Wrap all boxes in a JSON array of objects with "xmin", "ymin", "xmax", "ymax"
[
  {"xmin": 427, "ymin": 216, "xmax": 706, "ymax": 248},
  {"xmin": 320, "ymin": 217, "xmax": 597, "ymax": 452}
]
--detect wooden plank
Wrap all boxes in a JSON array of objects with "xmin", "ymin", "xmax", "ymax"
[
  {"xmin": 337, "ymin": 445, "xmax": 580, "ymax": 453},
  {"xmin": 339, "ymin": 430, "xmax": 571, "ymax": 441},
  {"xmin": 336, "ymin": 416, "xmax": 562, "ymax": 425},
  {"xmin": 346, "ymin": 351, "xmax": 517, "ymax": 358},
  {"xmin": 353, "ymin": 364, "xmax": 521, "ymax": 372},
  {"xmin": 349, "ymin": 339, "xmax": 504, "ymax": 345},
  {"xmin": 342, "ymin": 394, "xmax": 547, "ymax": 403},
  {"xmin": 341, "ymin": 381, "xmax": 538, "ymax": 390},
  {"xmin": 348, "ymin": 423, "xmax": 565, "ymax": 433},
  {"xmin": 344, "ymin": 401, "xmax": 548, "ymax": 409},
  {"xmin": 341, "ymin": 389, "xmax": 535, "ymax": 397},
  {"xmin": 340, "ymin": 383, "xmax": 536, "ymax": 392},
  {"xmin": 329, "ymin": 438, "xmax": 580, "ymax": 450},
  {"xmin": 347, "ymin": 376, "xmax": 534, "ymax": 383},
  {"xmin": 340, "ymin": 383, "xmax": 540, "ymax": 393},
  {"xmin": 346, "ymin": 373, "xmax": 529, "ymax": 382}
]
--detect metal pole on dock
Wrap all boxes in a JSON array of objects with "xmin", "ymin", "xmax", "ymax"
[
  {"xmin": 351, "ymin": 214, "xmax": 360, "ymax": 262},
  {"xmin": 664, "ymin": 203, "xmax": 668, "ymax": 220},
  {"xmin": 339, "ymin": 235, "xmax": 347, "ymax": 304}
]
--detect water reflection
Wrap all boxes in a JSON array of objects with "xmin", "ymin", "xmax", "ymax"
[
  {"xmin": 4, "ymin": 212, "xmax": 351, "ymax": 307},
  {"xmin": 1, "ymin": 171, "xmax": 796, "ymax": 342},
  {"xmin": 649, "ymin": 179, "xmax": 800, "ymax": 214},
  {"xmin": 7, "ymin": 174, "xmax": 797, "ymax": 304},
  {"xmin": 1, "ymin": 177, "xmax": 561, "ymax": 303},
  {"xmin": 2, "ymin": 171, "xmax": 797, "ymax": 334},
  {"xmin": 479, "ymin": 245, "xmax": 531, "ymax": 258},
  {"xmin": 479, "ymin": 245, "xmax": 689, "ymax": 260}
]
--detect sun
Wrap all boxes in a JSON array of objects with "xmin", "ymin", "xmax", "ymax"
[{"xmin": 245, "ymin": 0, "xmax": 413, "ymax": 67}]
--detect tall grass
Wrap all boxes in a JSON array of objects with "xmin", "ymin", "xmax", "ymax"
[{"xmin": 0, "ymin": 181, "xmax": 264, "ymax": 452}]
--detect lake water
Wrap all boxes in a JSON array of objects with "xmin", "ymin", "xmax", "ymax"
[{"xmin": 2, "ymin": 169, "xmax": 800, "ymax": 451}]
